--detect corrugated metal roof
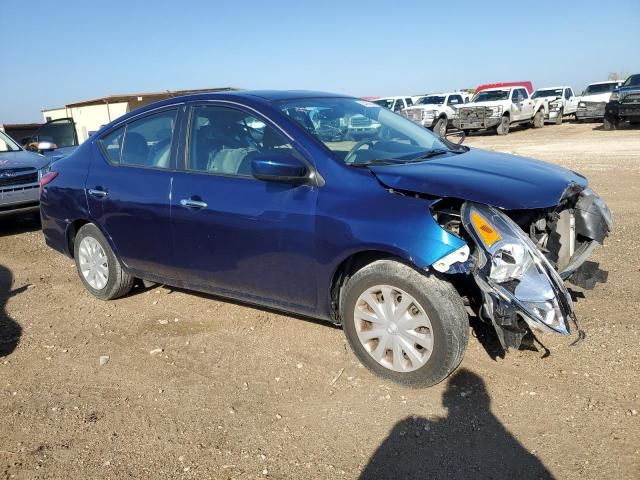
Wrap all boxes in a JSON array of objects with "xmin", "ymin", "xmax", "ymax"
[{"xmin": 56, "ymin": 87, "xmax": 241, "ymax": 109}]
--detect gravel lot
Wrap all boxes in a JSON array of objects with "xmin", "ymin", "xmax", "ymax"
[{"xmin": 1, "ymin": 122, "xmax": 639, "ymax": 479}]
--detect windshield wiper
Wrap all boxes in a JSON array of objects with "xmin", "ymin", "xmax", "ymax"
[
  {"xmin": 350, "ymin": 159, "xmax": 400, "ymax": 167},
  {"xmin": 412, "ymin": 149, "xmax": 453, "ymax": 160}
]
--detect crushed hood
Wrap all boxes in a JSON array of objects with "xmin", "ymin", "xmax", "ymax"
[{"xmin": 368, "ymin": 148, "xmax": 588, "ymax": 210}]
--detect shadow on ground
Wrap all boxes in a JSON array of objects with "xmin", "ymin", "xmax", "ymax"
[
  {"xmin": 0, "ymin": 263, "xmax": 23, "ymax": 357},
  {"xmin": 359, "ymin": 369, "xmax": 554, "ymax": 480},
  {"xmin": 0, "ymin": 213, "xmax": 41, "ymax": 238}
]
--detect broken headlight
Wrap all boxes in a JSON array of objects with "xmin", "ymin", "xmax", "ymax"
[{"xmin": 462, "ymin": 202, "xmax": 573, "ymax": 335}]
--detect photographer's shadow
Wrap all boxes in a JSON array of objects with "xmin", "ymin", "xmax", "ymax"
[
  {"xmin": 0, "ymin": 264, "xmax": 23, "ymax": 357},
  {"xmin": 360, "ymin": 369, "xmax": 554, "ymax": 479}
]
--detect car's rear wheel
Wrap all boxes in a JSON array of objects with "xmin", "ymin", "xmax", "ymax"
[
  {"xmin": 340, "ymin": 260, "xmax": 468, "ymax": 387},
  {"xmin": 496, "ymin": 115, "xmax": 510, "ymax": 135},
  {"xmin": 74, "ymin": 223, "xmax": 134, "ymax": 300}
]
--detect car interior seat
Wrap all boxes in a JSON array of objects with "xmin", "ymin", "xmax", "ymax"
[{"xmin": 122, "ymin": 132, "xmax": 149, "ymax": 166}]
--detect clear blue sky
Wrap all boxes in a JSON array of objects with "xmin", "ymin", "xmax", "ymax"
[{"xmin": 1, "ymin": 0, "xmax": 638, "ymax": 123}]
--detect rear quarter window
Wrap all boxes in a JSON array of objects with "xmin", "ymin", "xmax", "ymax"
[{"xmin": 99, "ymin": 126, "xmax": 124, "ymax": 163}]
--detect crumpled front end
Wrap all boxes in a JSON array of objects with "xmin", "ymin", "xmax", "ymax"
[{"xmin": 430, "ymin": 186, "xmax": 612, "ymax": 350}]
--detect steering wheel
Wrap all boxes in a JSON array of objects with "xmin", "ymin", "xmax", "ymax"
[{"xmin": 344, "ymin": 140, "xmax": 375, "ymax": 165}]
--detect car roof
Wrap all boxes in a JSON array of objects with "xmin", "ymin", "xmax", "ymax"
[
  {"xmin": 535, "ymin": 86, "xmax": 567, "ymax": 90},
  {"xmin": 588, "ymin": 81, "xmax": 619, "ymax": 86}
]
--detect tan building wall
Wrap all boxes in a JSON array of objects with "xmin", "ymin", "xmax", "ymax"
[{"xmin": 42, "ymin": 102, "xmax": 128, "ymax": 143}]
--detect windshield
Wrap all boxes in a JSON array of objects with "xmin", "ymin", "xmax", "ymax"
[
  {"xmin": 584, "ymin": 83, "xmax": 617, "ymax": 95},
  {"xmin": 622, "ymin": 74, "xmax": 640, "ymax": 87},
  {"xmin": 472, "ymin": 90, "xmax": 509, "ymax": 102},
  {"xmin": 278, "ymin": 97, "xmax": 450, "ymax": 165},
  {"xmin": 532, "ymin": 89, "xmax": 563, "ymax": 99},
  {"xmin": 0, "ymin": 131, "xmax": 22, "ymax": 152},
  {"xmin": 417, "ymin": 95, "xmax": 445, "ymax": 105}
]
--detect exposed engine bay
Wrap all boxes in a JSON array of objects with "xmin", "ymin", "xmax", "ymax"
[{"xmin": 430, "ymin": 185, "xmax": 612, "ymax": 350}]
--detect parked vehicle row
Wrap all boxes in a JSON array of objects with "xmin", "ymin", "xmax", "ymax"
[
  {"xmin": 38, "ymin": 90, "xmax": 612, "ymax": 387},
  {"xmin": 384, "ymin": 76, "xmax": 638, "ymax": 136}
]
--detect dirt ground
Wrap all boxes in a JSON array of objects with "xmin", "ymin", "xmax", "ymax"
[{"xmin": 1, "ymin": 122, "xmax": 639, "ymax": 479}]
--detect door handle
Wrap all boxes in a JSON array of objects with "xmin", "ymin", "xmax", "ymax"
[
  {"xmin": 180, "ymin": 198, "xmax": 208, "ymax": 209},
  {"xmin": 88, "ymin": 188, "xmax": 108, "ymax": 199}
]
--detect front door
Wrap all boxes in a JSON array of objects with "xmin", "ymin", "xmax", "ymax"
[
  {"xmin": 170, "ymin": 103, "xmax": 319, "ymax": 312},
  {"xmin": 86, "ymin": 107, "xmax": 179, "ymax": 279}
]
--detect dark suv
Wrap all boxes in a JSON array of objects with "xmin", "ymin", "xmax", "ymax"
[{"xmin": 604, "ymin": 74, "xmax": 640, "ymax": 130}]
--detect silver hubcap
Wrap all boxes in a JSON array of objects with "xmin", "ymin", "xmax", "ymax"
[
  {"xmin": 354, "ymin": 285, "xmax": 434, "ymax": 372},
  {"xmin": 78, "ymin": 236, "xmax": 109, "ymax": 290}
]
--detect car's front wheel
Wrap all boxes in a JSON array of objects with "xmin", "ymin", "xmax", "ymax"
[
  {"xmin": 74, "ymin": 223, "xmax": 134, "ymax": 300},
  {"xmin": 340, "ymin": 260, "xmax": 468, "ymax": 387}
]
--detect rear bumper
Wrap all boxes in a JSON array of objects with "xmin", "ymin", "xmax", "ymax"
[{"xmin": 0, "ymin": 184, "xmax": 40, "ymax": 216}]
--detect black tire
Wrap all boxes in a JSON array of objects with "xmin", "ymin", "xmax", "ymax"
[
  {"xmin": 629, "ymin": 120, "xmax": 640, "ymax": 125},
  {"xmin": 603, "ymin": 114, "xmax": 618, "ymax": 131},
  {"xmin": 555, "ymin": 108, "xmax": 564, "ymax": 125},
  {"xmin": 340, "ymin": 260, "xmax": 469, "ymax": 387},
  {"xmin": 74, "ymin": 223, "xmax": 134, "ymax": 300},
  {"xmin": 462, "ymin": 129, "xmax": 472, "ymax": 137},
  {"xmin": 433, "ymin": 117, "xmax": 448, "ymax": 138},
  {"xmin": 496, "ymin": 115, "xmax": 510, "ymax": 135},
  {"xmin": 533, "ymin": 109, "xmax": 545, "ymax": 128}
]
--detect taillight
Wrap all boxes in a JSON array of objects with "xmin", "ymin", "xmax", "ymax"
[{"xmin": 40, "ymin": 171, "xmax": 59, "ymax": 193}]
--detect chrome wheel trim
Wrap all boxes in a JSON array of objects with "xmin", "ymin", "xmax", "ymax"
[
  {"xmin": 78, "ymin": 236, "xmax": 109, "ymax": 290},
  {"xmin": 354, "ymin": 285, "xmax": 434, "ymax": 372}
]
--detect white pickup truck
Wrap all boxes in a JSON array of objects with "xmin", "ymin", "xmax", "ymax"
[
  {"xmin": 400, "ymin": 92, "xmax": 471, "ymax": 137},
  {"xmin": 575, "ymin": 81, "xmax": 620, "ymax": 122},
  {"xmin": 454, "ymin": 86, "xmax": 546, "ymax": 135},
  {"xmin": 531, "ymin": 86, "xmax": 578, "ymax": 124}
]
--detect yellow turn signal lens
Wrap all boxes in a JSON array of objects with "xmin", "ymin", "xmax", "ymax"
[{"xmin": 471, "ymin": 211, "xmax": 501, "ymax": 248}]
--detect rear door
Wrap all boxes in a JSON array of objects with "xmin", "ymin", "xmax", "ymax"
[
  {"xmin": 511, "ymin": 89, "xmax": 524, "ymax": 121},
  {"xmin": 86, "ymin": 106, "xmax": 180, "ymax": 279}
]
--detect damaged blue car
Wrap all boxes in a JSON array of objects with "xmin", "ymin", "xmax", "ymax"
[{"xmin": 39, "ymin": 91, "xmax": 611, "ymax": 386}]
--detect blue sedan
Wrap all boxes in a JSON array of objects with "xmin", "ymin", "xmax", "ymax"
[{"xmin": 40, "ymin": 91, "xmax": 611, "ymax": 386}]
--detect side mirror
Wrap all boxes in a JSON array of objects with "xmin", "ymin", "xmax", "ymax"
[
  {"xmin": 515, "ymin": 95, "xmax": 524, "ymax": 103},
  {"xmin": 37, "ymin": 141, "xmax": 57, "ymax": 152},
  {"xmin": 446, "ymin": 130, "xmax": 465, "ymax": 145},
  {"xmin": 251, "ymin": 154, "xmax": 308, "ymax": 184}
]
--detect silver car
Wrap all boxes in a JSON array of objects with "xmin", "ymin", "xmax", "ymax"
[{"xmin": 0, "ymin": 130, "xmax": 51, "ymax": 217}]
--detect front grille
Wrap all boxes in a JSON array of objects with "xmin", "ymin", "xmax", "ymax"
[
  {"xmin": 0, "ymin": 168, "xmax": 38, "ymax": 188},
  {"xmin": 404, "ymin": 110, "xmax": 423, "ymax": 122},
  {"xmin": 621, "ymin": 93, "xmax": 640, "ymax": 104},
  {"xmin": 459, "ymin": 107, "xmax": 488, "ymax": 121}
]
